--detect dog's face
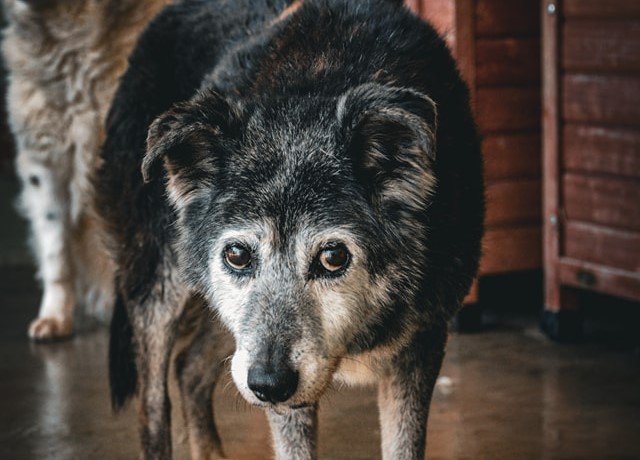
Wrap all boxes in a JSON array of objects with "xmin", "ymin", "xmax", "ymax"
[{"xmin": 143, "ymin": 83, "xmax": 437, "ymax": 410}]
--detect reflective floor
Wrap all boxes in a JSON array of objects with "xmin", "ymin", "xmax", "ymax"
[{"xmin": 1, "ymin": 267, "xmax": 639, "ymax": 460}]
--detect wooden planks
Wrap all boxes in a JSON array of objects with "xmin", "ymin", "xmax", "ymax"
[
  {"xmin": 563, "ymin": 125, "xmax": 640, "ymax": 178},
  {"xmin": 486, "ymin": 180, "xmax": 541, "ymax": 226},
  {"xmin": 564, "ymin": 222, "xmax": 640, "ymax": 273},
  {"xmin": 476, "ymin": 38, "xmax": 540, "ymax": 86},
  {"xmin": 558, "ymin": 259, "xmax": 640, "ymax": 302},
  {"xmin": 563, "ymin": 0, "xmax": 640, "ymax": 19},
  {"xmin": 544, "ymin": 0, "xmax": 640, "ymax": 311},
  {"xmin": 481, "ymin": 226, "xmax": 541, "ymax": 273},
  {"xmin": 483, "ymin": 133, "xmax": 541, "ymax": 181},
  {"xmin": 476, "ymin": 87, "xmax": 540, "ymax": 133},
  {"xmin": 563, "ymin": 174, "xmax": 640, "ymax": 231},
  {"xmin": 476, "ymin": 0, "xmax": 539, "ymax": 37},
  {"xmin": 562, "ymin": 20, "xmax": 640, "ymax": 73},
  {"xmin": 563, "ymin": 75, "xmax": 640, "ymax": 126},
  {"xmin": 476, "ymin": 0, "xmax": 542, "ymax": 277}
]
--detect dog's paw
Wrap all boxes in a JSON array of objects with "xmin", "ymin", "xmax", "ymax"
[{"xmin": 28, "ymin": 316, "xmax": 73, "ymax": 341}]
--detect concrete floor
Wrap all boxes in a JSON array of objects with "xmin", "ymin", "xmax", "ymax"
[{"xmin": 1, "ymin": 267, "xmax": 640, "ymax": 460}]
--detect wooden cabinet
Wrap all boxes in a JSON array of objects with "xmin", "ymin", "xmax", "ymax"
[
  {"xmin": 542, "ymin": 0, "xmax": 640, "ymax": 340},
  {"xmin": 415, "ymin": 0, "xmax": 543, "ymax": 308}
]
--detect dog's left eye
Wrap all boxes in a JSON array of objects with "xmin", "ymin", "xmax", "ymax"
[
  {"xmin": 224, "ymin": 244, "xmax": 252, "ymax": 271},
  {"xmin": 317, "ymin": 243, "xmax": 350, "ymax": 275}
]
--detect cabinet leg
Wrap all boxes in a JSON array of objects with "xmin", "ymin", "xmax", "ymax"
[
  {"xmin": 540, "ymin": 309, "xmax": 583, "ymax": 343},
  {"xmin": 541, "ymin": 287, "xmax": 583, "ymax": 342}
]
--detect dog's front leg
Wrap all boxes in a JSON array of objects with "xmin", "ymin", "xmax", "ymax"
[
  {"xmin": 175, "ymin": 303, "xmax": 233, "ymax": 460},
  {"xmin": 267, "ymin": 405, "xmax": 318, "ymax": 460},
  {"xmin": 131, "ymin": 287, "xmax": 188, "ymax": 460},
  {"xmin": 16, "ymin": 155, "xmax": 75, "ymax": 340},
  {"xmin": 378, "ymin": 324, "xmax": 448, "ymax": 460}
]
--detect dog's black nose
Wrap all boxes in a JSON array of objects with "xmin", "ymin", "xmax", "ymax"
[{"xmin": 247, "ymin": 364, "xmax": 299, "ymax": 404}]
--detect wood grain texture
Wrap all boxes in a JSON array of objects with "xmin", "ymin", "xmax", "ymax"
[
  {"xmin": 558, "ymin": 259, "xmax": 640, "ymax": 302},
  {"xmin": 476, "ymin": 37, "xmax": 541, "ymax": 86},
  {"xmin": 563, "ymin": 222, "xmax": 640, "ymax": 273},
  {"xmin": 563, "ymin": 173, "xmax": 640, "ymax": 231},
  {"xmin": 562, "ymin": 20, "xmax": 640, "ymax": 73},
  {"xmin": 486, "ymin": 180, "xmax": 541, "ymax": 226},
  {"xmin": 542, "ymin": 0, "xmax": 561, "ymax": 310},
  {"xmin": 562, "ymin": 75, "xmax": 640, "ymax": 126},
  {"xmin": 483, "ymin": 133, "xmax": 541, "ymax": 181},
  {"xmin": 477, "ymin": 87, "xmax": 541, "ymax": 133},
  {"xmin": 563, "ymin": 0, "xmax": 640, "ymax": 19},
  {"xmin": 546, "ymin": 0, "xmax": 640, "ymax": 308},
  {"xmin": 481, "ymin": 226, "xmax": 542, "ymax": 274},
  {"xmin": 476, "ymin": 0, "xmax": 539, "ymax": 37},
  {"xmin": 563, "ymin": 125, "xmax": 640, "ymax": 178}
]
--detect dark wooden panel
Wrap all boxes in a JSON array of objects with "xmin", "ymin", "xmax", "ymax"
[
  {"xmin": 563, "ymin": 0, "xmax": 640, "ymax": 19},
  {"xmin": 476, "ymin": 87, "xmax": 540, "ymax": 133},
  {"xmin": 562, "ymin": 20, "xmax": 640, "ymax": 73},
  {"xmin": 563, "ymin": 125, "xmax": 640, "ymax": 179},
  {"xmin": 483, "ymin": 133, "xmax": 541, "ymax": 181},
  {"xmin": 476, "ymin": 38, "xmax": 540, "ymax": 86},
  {"xmin": 558, "ymin": 258, "xmax": 640, "ymax": 302},
  {"xmin": 476, "ymin": 0, "xmax": 539, "ymax": 37},
  {"xmin": 564, "ymin": 222, "xmax": 640, "ymax": 273},
  {"xmin": 563, "ymin": 173, "xmax": 640, "ymax": 231},
  {"xmin": 481, "ymin": 226, "xmax": 542, "ymax": 274},
  {"xmin": 562, "ymin": 75, "xmax": 640, "ymax": 126},
  {"xmin": 486, "ymin": 180, "xmax": 541, "ymax": 226}
]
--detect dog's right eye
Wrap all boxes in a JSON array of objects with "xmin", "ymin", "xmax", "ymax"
[
  {"xmin": 311, "ymin": 242, "xmax": 351, "ymax": 278},
  {"xmin": 224, "ymin": 244, "xmax": 252, "ymax": 271}
]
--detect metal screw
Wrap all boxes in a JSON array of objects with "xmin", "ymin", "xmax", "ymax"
[
  {"xmin": 549, "ymin": 215, "xmax": 558, "ymax": 226},
  {"xmin": 547, "ymin": 3, "xmax": 556, "ymax": 15}
]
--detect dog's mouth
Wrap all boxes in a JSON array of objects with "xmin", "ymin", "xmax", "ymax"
[
  {"xmin": 259, "ymin": 401, "xmax": 314, "ymax": 415},
  {"xmin": 248, "ymin": 396, "xmax": 313, "ymax": 412}
]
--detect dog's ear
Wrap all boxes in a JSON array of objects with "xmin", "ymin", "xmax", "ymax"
[
  {"xmin": 338, "ymin": 83, "xmax": 438, "ymax": 213},
  {"xmin": 143, "ymin": 91, "xmax": 240, "ymax": 206}
]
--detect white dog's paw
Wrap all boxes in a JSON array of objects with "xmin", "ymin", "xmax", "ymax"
[{"xmin": 28, "ymin": 316, "xmax": 73, "ymax": 341}]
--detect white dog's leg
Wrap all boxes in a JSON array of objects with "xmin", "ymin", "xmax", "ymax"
[{"xmin": 17, "ymin": 157, "xmax": 75, "ymax": 340}]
